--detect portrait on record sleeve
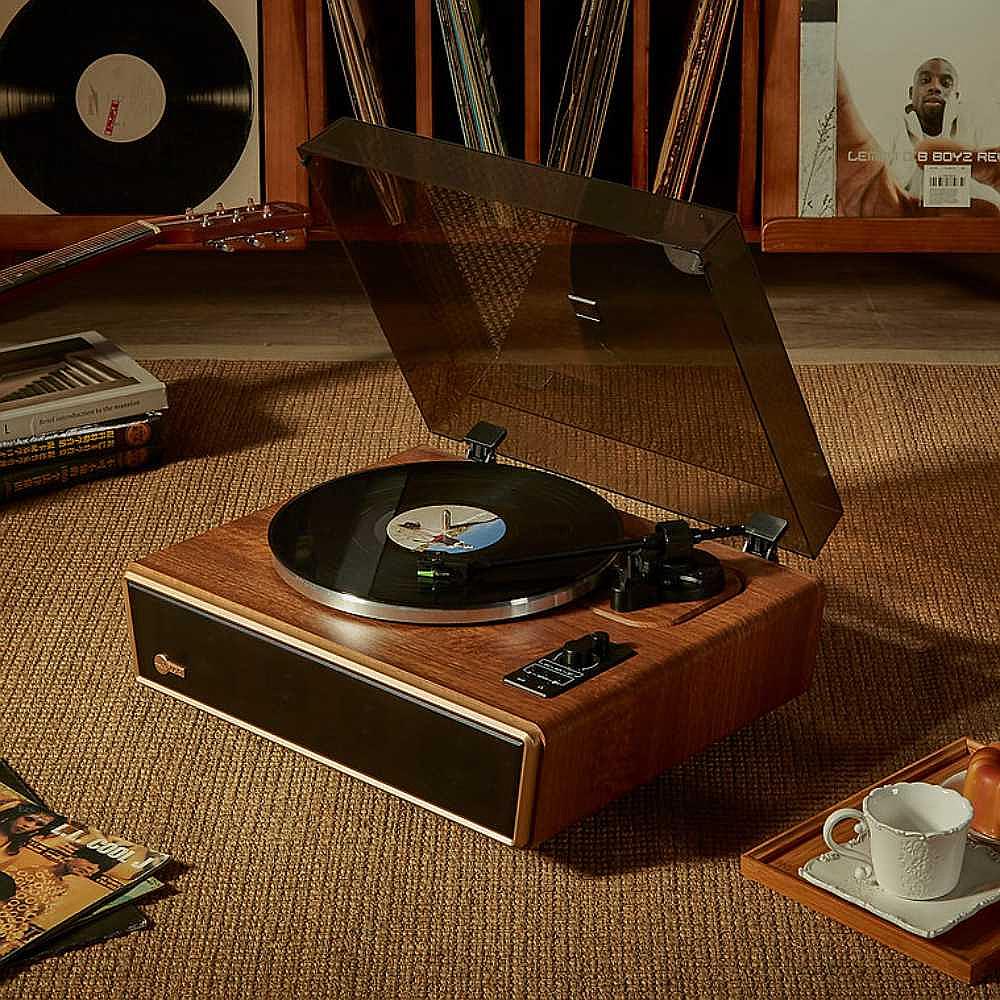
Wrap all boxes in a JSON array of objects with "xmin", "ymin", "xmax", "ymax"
[{"xmin": 799, "ymin": 0, "xmax": 1000, "ymax": 217}]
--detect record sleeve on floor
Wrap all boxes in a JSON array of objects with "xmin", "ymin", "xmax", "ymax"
[{"xmin": 0, "ymin": 0, "xmax": 262, "ymax": 214}]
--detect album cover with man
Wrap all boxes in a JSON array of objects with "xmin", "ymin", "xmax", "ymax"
[{"xmin": 800, "ymin": 0, "xmax": 1000, "ymax": 217}]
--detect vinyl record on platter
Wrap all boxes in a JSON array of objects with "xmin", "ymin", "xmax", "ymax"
[
  {"xmin": 0, "ymin": 0, "xmax": 254, "ymax": 213},
  {"xmin": 268, "ymin": 461, "xmax": 626, "ymax": 624}
]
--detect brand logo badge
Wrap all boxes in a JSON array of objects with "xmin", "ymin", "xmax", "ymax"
[{"xmin": 153, "ymin": 653, "xmax": 185, "ymax": 678}]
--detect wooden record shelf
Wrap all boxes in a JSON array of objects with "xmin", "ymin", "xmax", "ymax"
[
  {"xmin": 307, "ymin": 0, "xmax": 762, "ymax": 242},
  {"xmin": 2, "ymin": 0, "xmax": 761, "ymax": 253},
  {"xmin": 760, "ymin": 218, "xmax": 1000, "ymax": 254},
  {"xmin": 12, "ymin": 1, "xmax": 990, "ymax": 254}
]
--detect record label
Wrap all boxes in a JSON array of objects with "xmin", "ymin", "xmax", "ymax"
[
  {"xmin": 386, "ymin": 504, "xmax": 506, "ymax": 554},
  {"xmin": 74, "ymin": 54, "xmax": 167, "ymax": 143}
]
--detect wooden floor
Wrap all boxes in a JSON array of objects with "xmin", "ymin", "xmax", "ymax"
[{"xmin": 2, "ymin": 244, "xmax": 999, "ymax": 363}]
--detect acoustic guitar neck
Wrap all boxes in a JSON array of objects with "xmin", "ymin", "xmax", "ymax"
[
  {"xmin": 0, "ymin": 201, "xmax": 311, "ymax": 303},
  {"xmin": 0, "ymin": 222, "xmax": 160, "ymax": 298}
]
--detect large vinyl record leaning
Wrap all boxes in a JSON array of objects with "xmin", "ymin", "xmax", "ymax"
[
  {"xmin": 0, "ymin": 0, "xmax": 254, "ymax": 213},
  {"xmin": 268, "ymin": 462, "xmax": 626, "ymax": 624}
]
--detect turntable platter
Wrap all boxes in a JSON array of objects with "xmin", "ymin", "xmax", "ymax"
[{"xmin": 267, "ymin": 461, "xmax": 625, "ymax": 624}]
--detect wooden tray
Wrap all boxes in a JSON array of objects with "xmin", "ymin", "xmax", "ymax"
[{"xmin": 741, "ymin": 738, "xmax": 1000, "ymax": 984}]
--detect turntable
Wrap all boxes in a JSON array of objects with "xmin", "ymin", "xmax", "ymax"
[{"xmin": 125, "ymin": 120, "xmax": 842, "ymax": 847}]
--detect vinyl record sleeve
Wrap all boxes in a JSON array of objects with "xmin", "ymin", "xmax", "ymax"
[
  {"xmin": 0, "ymin": 764, "xmax": 162, "ymax": 964},
  {"xmin": 798, "ymin": 0, "xmax": 837, "ymax": 217},
  {"xmin": 0, "ymin": 0, "xmax": 261, "ymax": 214},
  {"xmin": 835, "ymin": 0, "xmax": 1000, "ymax": 216},
  {"xmin": 0, "ymin": 777, "xmax": 169, "ymax": 966}
]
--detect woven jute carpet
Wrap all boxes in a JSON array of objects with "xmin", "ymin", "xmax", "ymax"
[{"xmin": 1, "ymin": 360, "xmax": 999, "ymax": 999}]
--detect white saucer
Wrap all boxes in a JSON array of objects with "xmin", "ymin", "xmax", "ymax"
[{"xmin": 800, "ymin": 773, "xmax": 1000, "ymax": 939}]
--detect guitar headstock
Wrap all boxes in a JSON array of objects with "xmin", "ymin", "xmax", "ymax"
[{"xmin": 154, "ymin": 199, "xmax": 311, "ymax": 250}]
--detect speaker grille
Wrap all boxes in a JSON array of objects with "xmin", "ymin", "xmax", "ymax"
[{"xmin": 128, "ymin": 582, "xmax": 527, "ymax": 840}]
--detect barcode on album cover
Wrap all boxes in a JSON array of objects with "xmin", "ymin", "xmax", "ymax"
[{"xmin": 924, "ymin": 165, "xmax": 972, "ymax": 208}]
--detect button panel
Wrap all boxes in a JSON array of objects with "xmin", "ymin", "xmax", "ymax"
[{"xmin": 503, "ymin": 632, "xmax": 635, "ymax": 698}]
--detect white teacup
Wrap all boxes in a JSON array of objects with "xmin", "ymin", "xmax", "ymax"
[{"xmin": 822, "ymin": 781, "xmax": 973, "ymax": 900}]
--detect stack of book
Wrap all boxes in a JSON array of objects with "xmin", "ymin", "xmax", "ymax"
[
  {"xmin": 0, "ymin": 759, "xmax": 170, "ymax": 970},
  {"xmin": 0, "ymin": 331, "xmax": 167, "ymax": 503}
]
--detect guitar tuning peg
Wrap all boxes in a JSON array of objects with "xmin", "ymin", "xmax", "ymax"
[
  {"xmin": 184, "ymin": 207, "xmax": 195, "ymax": 220},
  {"xmin": 247, "ymin": 195, "xmax": 256, "ymax": 208},
  {"xmin": 217, "ymin": 240, "xmax": 235, "ymax": 253},
  {"xmin": 262, "ymin": 204, "xmax": 272, "ymax": 219},
  {"xmin": 245, "ymin": 236, "xmax": 262, "ymax": 248},
  {"xmin": 215, "ymin": 202, "xmax": 225, "ymax": 216},
  {"xmin": 273, "ymin": 231, "xmax": 293, "ymax": 243}
]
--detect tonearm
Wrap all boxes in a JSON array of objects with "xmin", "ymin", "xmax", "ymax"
[{"xmin": 417, "ymin": 512, "xmax": 789, "ymax": 612}]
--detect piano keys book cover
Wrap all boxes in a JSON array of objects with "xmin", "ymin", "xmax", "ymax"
[{"xmin": 0, "ymin": 331, "xmax": 167, "ymax": 443}]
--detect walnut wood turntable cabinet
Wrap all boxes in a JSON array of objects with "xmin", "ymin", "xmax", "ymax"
[{"xmin": 126, "ymin": 121, "xmax": 843, "ymax": 847}]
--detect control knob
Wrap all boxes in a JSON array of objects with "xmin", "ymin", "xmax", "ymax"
[{"xmin": 560, "ymin": 631, "xmax": 610, "ymax": 668}]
